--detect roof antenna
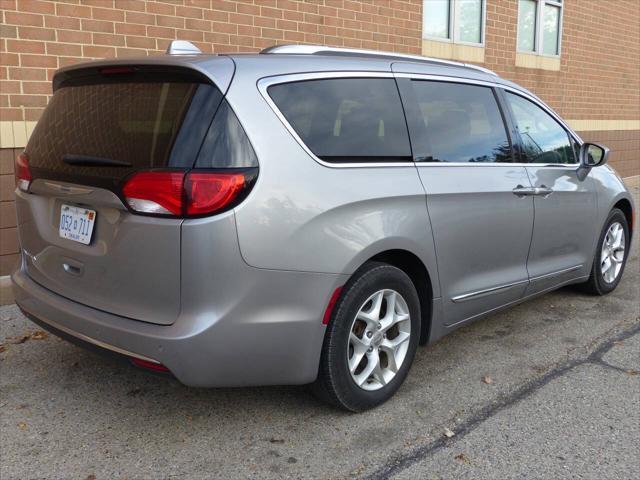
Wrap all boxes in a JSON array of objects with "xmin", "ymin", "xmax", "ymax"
[{"xmin": 166, "ymin": 40, "xmax": 202, "ymax": 55}]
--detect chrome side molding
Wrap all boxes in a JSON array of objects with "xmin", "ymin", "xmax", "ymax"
[
  {"xmin": 529, "ymin": 265, "xmax": 583, "ymax": 283},
  {"xmin": 452, "ymin": 265, "xmax": 584, "ymax": 303},
  {"xmin": 451, "ymin": 280, "xmax": 529, "ymax": 303}
]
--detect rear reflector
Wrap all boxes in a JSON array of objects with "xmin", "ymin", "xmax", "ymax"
[
  {"xmin": 15, "ymin": 152, "xmax": 32, "ymax": 192},
  {"xmin": 130, "ymin": 357, "xmax": 170, "ymax": 373},
  {"xmin": 123, "ymin": 170, "xmax": 251, "ymax": 218},
  {"xmin": 322, "ymin": 286, "xmax": 343, "ymax": 325}
]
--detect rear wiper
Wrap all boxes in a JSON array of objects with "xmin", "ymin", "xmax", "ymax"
[{"xmin": 63, "ymin": 154, "xmax": 132, "ymax": 167}]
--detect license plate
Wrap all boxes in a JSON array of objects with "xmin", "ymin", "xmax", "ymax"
[{"xmin": 59, "ymin": 204, "xmax": 96, "ymax": 245}]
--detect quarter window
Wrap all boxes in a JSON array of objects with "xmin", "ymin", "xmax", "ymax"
[
  {"xmin": 410, "ymin": 81, "xmax": 512, "ymax": 163},
  {"xmin": 268, "ymin": 78, "xmax": 412, "ymax": 163},
  {"xmin": 196, "ymin": 99, "xmax": 258, "ymax": 168},
  {"xmin": 517, "ymin": 0, "xmax": 563, "ymax": 56},
  {"xmin": 505, "ymin": 92, "xmax": 575, "ymax": 164},
  {"xmin": 423, "ymin": 0, "xmax": 485, "ymax": 45}
]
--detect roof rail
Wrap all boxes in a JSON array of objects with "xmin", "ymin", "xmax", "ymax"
[{"xmin": 260, "ymin": 44, "xmax": 497, "ymax": 76}]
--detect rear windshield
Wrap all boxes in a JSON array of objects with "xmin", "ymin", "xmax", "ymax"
[
  {"xmin": 268, "ymin": 78, "xmax": 412, "ymax": 163},
  {"xmin": 26, "ymin": 78, "xmax": 223, "ymax": 185}
]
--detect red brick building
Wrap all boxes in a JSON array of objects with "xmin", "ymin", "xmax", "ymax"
[{"xmin": 1, "ymin": 0, "xmax": 639, "ymax": 275}]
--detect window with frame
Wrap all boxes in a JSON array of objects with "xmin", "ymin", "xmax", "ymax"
[
  {"xmin": 505, "ymin": 92, "xmax": 575, "ymax": 164},
  {"xmin": 410, "ymin": 81, "xmax": 512, "ymax": 163},
  {"xmin": 517, "ymin": 0, "xmax": 563, "ymax": 56},
  {"xmin": 423, "ymin": 0, "xmax": 485, "ymax": 45},
  {"xmin": 267, "ymin": 78, "xmax": 412, "ymax": 163}
]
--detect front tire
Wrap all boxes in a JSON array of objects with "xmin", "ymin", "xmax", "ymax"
[
  {"xmin": 313, "ymin": 262, "xmax": 420, "ymax": 412},
  {"xmin": 580, "ymin": 208, "xmax": 630, "ymax": 295}
]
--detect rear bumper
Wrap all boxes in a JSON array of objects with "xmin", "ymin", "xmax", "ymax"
[{"xmin": 12, "ymin": 266, "xmax": 346, "ymax": 387}]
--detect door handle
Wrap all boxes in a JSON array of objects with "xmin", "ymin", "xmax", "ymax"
[
  {"xmin": 512, "ymin": 185, "xmax": 532, "ymax": 197},
  {"xmin": 534, "ymin": 185, "xmax": 553, "ymax": 197},
  {"xmin": 512, "ymin": 185, "xmax": 554, "ymax": 197}
]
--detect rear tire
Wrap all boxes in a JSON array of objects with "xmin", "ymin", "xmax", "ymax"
[
  {"xmin": 580, "ymin": 208, "xmax": 629, "ymax": 295},
  {"xmin": 312, "ymin": 262, "xmax": 420, "ymax": 412}
]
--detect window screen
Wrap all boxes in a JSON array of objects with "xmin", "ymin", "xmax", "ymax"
[
  {"xmin": 423, "ymin": 0, "xmax": 450, "ymax": 39},
  {"xmin": 410, "ymin": 81, "xmax": 512, "ymax": 163},
  {"xmin": 457, "ymin": 0, "xmax": 483, "ymax": 43},
  {"xmin": 518, "ymin": 0, "xmax": 537, "ymax": 52},
  {"xmin": 517, "ymin": 0, "xmax": 563, "ymax": 56},
  {"xmin": 268, "ymin": 78, "xmax": 412, "ymax": 163},
  {"xmin": 422, "ymin": 0, "xmax": 485, "ymax": 44}
]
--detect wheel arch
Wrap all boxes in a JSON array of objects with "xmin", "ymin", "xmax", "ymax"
[
  {"xmin": 613, "ymin": 198, "xmax": 634, "ymax": 240},
  {"xmin": 364, "ymin": 249, "xmax": 434, "ymax": 345}
]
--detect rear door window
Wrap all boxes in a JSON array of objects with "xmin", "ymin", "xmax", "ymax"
[
  {"xmin": 408, "ymin": 80, "xmax": 512, "ymax": 163},
  {"xmin": 268, "ymin": 78, "xmax": 412, "ymax": 163}
]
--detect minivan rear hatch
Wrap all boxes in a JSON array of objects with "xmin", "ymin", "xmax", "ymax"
[{"xmin": 17, "ymin": 60, "xmax": 232, "ymax": 325}]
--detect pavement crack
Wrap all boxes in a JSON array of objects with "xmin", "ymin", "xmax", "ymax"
[
  {"xmin": 585, "ymin": 320, "xmax": 640, "ymax": 363},
  {"xmin": 364, "ymin": 321, "xmax": 640, "ymax": 480},
  {"xmin": 589, "ymin": 358, "xmax": 639, "ymax": 375}
]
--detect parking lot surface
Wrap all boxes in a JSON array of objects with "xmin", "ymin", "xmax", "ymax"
[{"xmin": 1, "ymin": 187, "xmax": 638, "ymax": 480}]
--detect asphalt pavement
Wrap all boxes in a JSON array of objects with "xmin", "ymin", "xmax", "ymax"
[{"xmin": 1, "ymin": 185, "xmax": 638, "ymax": 480}]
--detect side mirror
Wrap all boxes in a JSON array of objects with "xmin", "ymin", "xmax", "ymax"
[{"xmin": 580, "ymin": 142, "xmax": 609, "ymax": 168}]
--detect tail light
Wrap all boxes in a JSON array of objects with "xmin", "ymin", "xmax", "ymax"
[
  {"xmin": 123, "ymin": 172, "xmax": 184, "ymax": 216},
  {"xmin": 15, "ymin": 152, "xmax": 32, "ymax": 192},
  {"xmin": 185, "ymin": 172, "xmax": 246, "ymax": 216},
  {"xmin": 122, "ymin": 170, "xmax": 254, "ymax": 218},
  {"xmin": 99, "ymin": 66, "xmax": 135, "ymax": 75}
]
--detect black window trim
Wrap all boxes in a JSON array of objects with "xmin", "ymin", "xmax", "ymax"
[{"xmin": 258, "ymin": 71, "xmax": 582, "ymax": 169}]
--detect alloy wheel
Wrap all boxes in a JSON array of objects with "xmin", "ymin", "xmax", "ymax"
[
  {"xmin": 600, "ymin": 221, "xmax": 625, "ymax": 284},
  {"xmin": 347, "ymin": 289, "xmax": 411, "ymax": 391}
]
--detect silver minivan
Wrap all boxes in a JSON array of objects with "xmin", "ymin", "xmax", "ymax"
[{"xmin": 12, "ymin": 43, "xmax": 634, "ymax": 411}]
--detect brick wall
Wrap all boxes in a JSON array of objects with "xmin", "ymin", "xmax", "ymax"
[
  {"xmin": 578, "ymin": 130, "xmax": 640, "ymax": 179},
  {"xmin": 0, "ymin": 148, "xmax": 19, "ymax": 275},
  {"xmin": 0, "ymin": 0, "xmax": 638, "ymax": 276},
  {"xmin": 483, "ymin": 0, "xmax": 640, "ymax": 122},
  {"xmin": 2, "ymin": 1, "xmax": 638, "ymax": 123},
  {"xmin": 0, "ymin": 0, "xmax": 422, "ymax": 125}
]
